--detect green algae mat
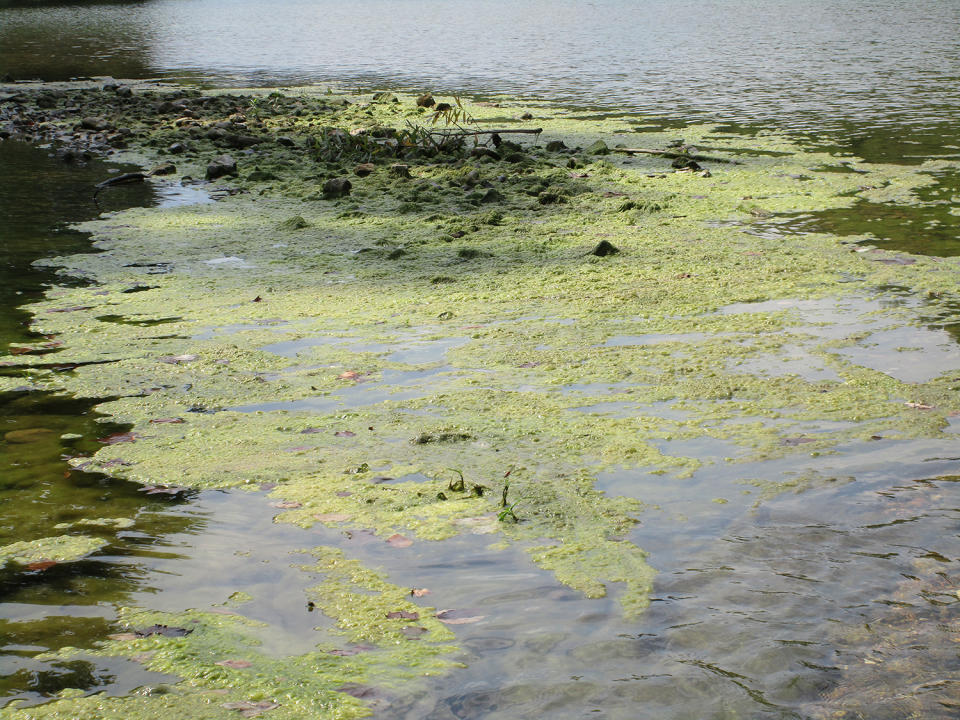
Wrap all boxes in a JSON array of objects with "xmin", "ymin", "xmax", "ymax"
[{"xmin": 2, "ymin": 83, "xmax": 959, "ymax": 718}]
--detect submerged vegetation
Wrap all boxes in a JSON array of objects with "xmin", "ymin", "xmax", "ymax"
[{"xmin": 1, "ymin": 79, "xmax": 960, "ymax": 717}]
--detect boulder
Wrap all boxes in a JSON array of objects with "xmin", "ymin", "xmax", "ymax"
[
  {"xmin": 322, "ymin": 177, "xmax": 352, "ymax": 198},
  {"xmin": 206, "ymin": 154, "xmax": 237, "ymax": 180},
  {"xmin": 416, "ymin": 93, "xmax": 436, "ymax": 108},
  {"xmin": 584, "ymin": 139, "xmax": 609, "ymax": 155}
]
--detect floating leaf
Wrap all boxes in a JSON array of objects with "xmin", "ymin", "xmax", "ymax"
[
  {"xmin": 411, "ymin": 587, "xmax": 431, "ymax": 597},
  {"xmin": 25, "ymin": 560, "xmax": 57, "ymax": 571},
  {"xmin": 98, "ymin": 432, "xmax": 137, "ymax": 445},
  {"xmin": 139, "ymin": 485, "xmax": 188, "ymax": 495},
  {"xmin": 386, "ymin": 610, "xmax": 419, "ymax": 620},
  {"xmin": 334, "ymin": 430, "xmax": 356, "ymax": 437},
  {"xmin": 436, "ymin": 608, "xmax": 485, "ymax": 625},
  {"xmin": 335, "ymin": 684, "xmax": 376, "ymax": 699},
  {"xmin": 387, "ymin": 534, "xmax": 413, "ymax": 548},
  {"xmin": 222, "ymin": 701, "xmax": 280, "ymax": 718},
  {"xmin": 216, "ymin": 659, "xmax": 253, "ymax": 669},
  {"xmin": 905, "ymin": 401, "xmax": 934, "ymax": 410},
  {"xmin": 314, "ymin": 512, "xmax": 351, "ymax": 523},
  {"xmin": 100, "ymin": 458, "xmax": 133, "ymax": 468},
  {"xmin": 159, "ymin": 354, "xmax": 199, "ymax": 364},
  {"xmin": 47, "ymin": 305, "xmax": 92, "ymax": 313}
]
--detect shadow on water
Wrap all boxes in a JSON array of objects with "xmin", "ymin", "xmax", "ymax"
[
  {"xmin": 0, "ymin": 141, "xmax": 200, "ymax": 706},
  {"xmin": 733, "ymin": 168, "xmax": 960, "ymax": 258}
]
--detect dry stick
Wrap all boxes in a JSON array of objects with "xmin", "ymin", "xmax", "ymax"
[
  {"xmin": 614, "ymin": 148, "xmax": 742, "ymax": 165},
  {"xmin": 428, "ymin": 128, "xmax": 544, "ymax": 137}
]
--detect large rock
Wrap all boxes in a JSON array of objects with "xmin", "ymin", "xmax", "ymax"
[
  {"xmin": 322, "ymin": 177, "xmax": 352, "ymax": 198},
  {"xmin": 206, "ymin": 155, "xmax": 237, "ymax": 180}
]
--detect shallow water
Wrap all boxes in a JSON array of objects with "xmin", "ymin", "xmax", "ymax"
[{"xmin": 2, "ymin": 2, "xmax": 960, "ymax": 717}]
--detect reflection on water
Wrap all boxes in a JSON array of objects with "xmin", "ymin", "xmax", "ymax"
[{"xmin": 2, "ymin": 0, "xmax": 960, "ymax": 141}]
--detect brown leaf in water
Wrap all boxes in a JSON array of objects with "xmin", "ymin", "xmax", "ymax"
[
  {"xmin": 98, "ymin": 432, "xmax": 137, "ymax": 445},
  {"xmin": 386, "ymin": 611, "xmax": 419, "ymax": 620},
  {"xmin": 47, "ymin": 305, "xmax": 93, "ymax": 313},
  {"xmin": 9, "ymin": 347, "xmax": 34, "ymax": 355},
  {"xmin": 26, "ymin": 560, "xmax": 57, "ymax": 571},
  {"xmin": 387, "ymin": 534, "xmax": 413, "ymax": 548},
  {"xmin": 221, "ymin": 700, "xmax": 280, "ymax": 718},
  {"xmin": 411, "ymin": 588, "xmax": 431, "ymax": 597},
  {"xmin": 216, "ymin": 659, "xmax": 253, "ymax": 669},
  {"xmin": 139, "ymin": 485, "xmax": 188, "ymax": 495},
  {"xmin": 436, "ymin": 609, "xmax": 485, "ymax": 625},
  {"xmin": 335, "ymin": 684, "xmax": 377, "ymax": 699},
  {"xmin": 905, "ymin": 402, "xmax": 935, "ymax": 410},
  {"xmin": 780, "ymin": 436, "xmax": 816, "ymax": 446},
  {"xmin": 149, "ymin": 417, "xmax": 185, "ymax": 424},
  {"xmin": 334, "ymin": 430, "xmax": 356, "ymax": 437},
  {"xmin": 107, "ymin": 632, "xmax": 139, "ymax": 642},
  {"xmin": 326, "ymin": 644, "xmax": 375, "ymax": 656},
  {"xmin": 314, "ymin": 512, "xmax": 351, "ymax": 523},
  {"xmin": 99, "ymin": 458, "xmax": 133, "ymax": 468},
  {"xmin": 338, "ymin": 371, "xmax": 365, "ymax": 381},
  {"xmin": 271, "ymin": 500, "xmax": 301, "ymax": 509},
  {"xmin": 158, "ymin": 353, "xmax": 199, "ymax": 364}
]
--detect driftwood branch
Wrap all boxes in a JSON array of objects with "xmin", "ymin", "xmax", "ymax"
[
  {"xmin": 428, "ymin": 128, "xmax": 543, "ymax": 137},
  {"xmin": 613, "ymin": 148, "xmax": 742, "ymax": 165},
  {"xmin": 93, "ymin": 172, "xmax": 147, "ymax": 198}
]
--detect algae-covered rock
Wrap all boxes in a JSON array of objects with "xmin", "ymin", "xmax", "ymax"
[
  {"xmin": 590, "ymin": 239, "xmax": 620, "ymax": 256},
  {"xmin": 0, "ymin": 535, "xmax": 108, "ymax": 567},
  {"xmin": 278, "ymin": 215, "xmax": 310, "ymax": 230},
  {"xmin": 584, "ymin": 139, "xmax": 609, "ymax": 155}
]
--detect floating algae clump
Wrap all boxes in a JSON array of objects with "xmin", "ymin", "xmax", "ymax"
[
  {"xmin": 2, "ymin": 83, "xmax": 960, "ymax": 715},
  {"xmin": 2, "ymin": 548, "xmax": 459, "ymax": 719},
  {"xmin": 0, "ymin": 535, "xmax": 108, "ymax": 567}
]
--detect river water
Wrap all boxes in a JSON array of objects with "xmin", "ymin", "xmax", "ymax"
[{"xmin": 2, "ymin": 1, "xmax": 960, "ymax": 718}]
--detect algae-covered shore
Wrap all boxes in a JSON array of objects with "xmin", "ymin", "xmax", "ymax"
[{"xmin": 2, "ymin": 79, "xmax": 960, "ymax": 718}]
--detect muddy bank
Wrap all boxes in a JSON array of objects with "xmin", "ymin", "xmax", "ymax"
[{"xmin": 2, "ymin": 80, "xmax": 960, "ymax": 718}]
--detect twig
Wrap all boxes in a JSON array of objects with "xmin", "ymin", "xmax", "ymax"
[
  {"xmin": 613, "ymin": 148, "xmax": 742, "ymax": 165},
  {"xmin": 428, "ymin": 128, "xmax": 543, "ymax": 137}
]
